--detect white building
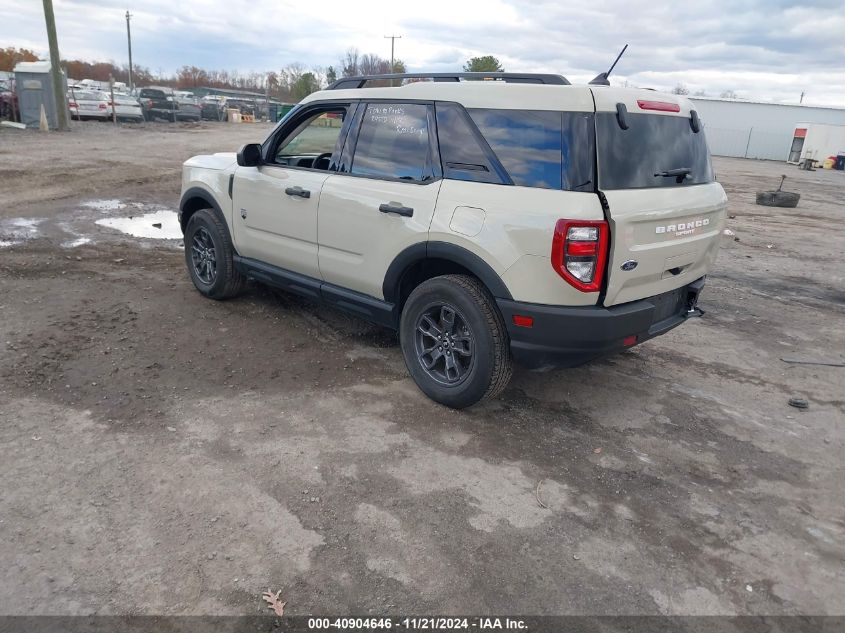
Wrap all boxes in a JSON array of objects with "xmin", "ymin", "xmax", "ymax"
[{"xmin": 690, "ymin": 97, "xmax": 845, "ymax": 161}]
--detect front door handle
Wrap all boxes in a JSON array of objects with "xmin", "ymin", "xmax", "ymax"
[
  {"xmin": 285, "ymin": 186, "xmax": 311, "ymax": 199},
  {"xmin": 379, "ymin": 202, "xmax": 414, "ymax": 217}
]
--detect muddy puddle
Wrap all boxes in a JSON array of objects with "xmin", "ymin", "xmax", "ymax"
[
  {"xmin": 95, "ymin": 209, "xmax": 182, "ymax": 240},
  {"xmin": 1, "ymin": 199, "xmax": 184, "ymax": 249}
]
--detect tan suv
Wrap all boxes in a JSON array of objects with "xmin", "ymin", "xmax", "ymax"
[{"xmin": 179, "ymin": 72, "xmax": 727, "ymax": 408}]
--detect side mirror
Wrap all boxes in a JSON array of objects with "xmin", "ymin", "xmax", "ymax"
[{"xmin": 237, "ymin": 143, "xmax": 262, "ymax": 167}]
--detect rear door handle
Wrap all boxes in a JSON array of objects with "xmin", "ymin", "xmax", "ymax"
[
  {"xmin": 379, "ymin": 202, "xmax": 414, "ymax": 217},
  {"xmin": 285, "ymin": 186, "xmax": 311, "ymax": 199}
]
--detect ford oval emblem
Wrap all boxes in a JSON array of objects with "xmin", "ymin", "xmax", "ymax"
[{"xmin": 621, "ymin": 260, "xmax": 638, "ymax": 271}]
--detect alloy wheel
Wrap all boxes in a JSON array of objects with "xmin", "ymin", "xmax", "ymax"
[
  {"xmin": 414, "ymin": 303, "xmax": 475, "ymax": 385},
  {"xmin": 190, "ymin": 227, "xmax": 217, "ymax": 285}
]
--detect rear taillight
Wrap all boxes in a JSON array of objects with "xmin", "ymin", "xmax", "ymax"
[
  {"xmin": 98, "ymin": 103, "xmax": 107, "ymax": 109},
  {"xmin": 551, "ymin": 219, "xmax": 609, "ymax": 292},
  {"xmin": 68, "ymin": 101, "xmax": 77, "ymax": 108},
  {"xmin": 147, "ymin": 99, "xmax": 154, "ymax": 108}
]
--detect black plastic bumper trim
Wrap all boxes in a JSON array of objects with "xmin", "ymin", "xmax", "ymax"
[{"xmin": 498, "ymin": 277, "xmax": 706, "ymax": 370}]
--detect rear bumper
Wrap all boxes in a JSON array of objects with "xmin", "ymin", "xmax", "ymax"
[{"xmin": 497, "ymin": 277, "xmax": 706, "ymax": 370}]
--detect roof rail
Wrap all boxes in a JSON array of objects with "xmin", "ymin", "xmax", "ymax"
[{"xmin": 327, "ymin": 72, "xmax": 570, "ymax": 90}]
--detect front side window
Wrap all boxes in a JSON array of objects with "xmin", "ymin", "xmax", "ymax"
[
  {"xmin": 274, "ymin": 109, "xmax": 346, "ymax": 169},
  {"xmin": 351, "ymin": 103, "xmax": 433, "ymax": 182}
]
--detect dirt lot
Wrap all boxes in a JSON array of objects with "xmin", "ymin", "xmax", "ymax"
[{"xmin": 1, "ymin": 121, "xmax": 843, "ymax": 616}]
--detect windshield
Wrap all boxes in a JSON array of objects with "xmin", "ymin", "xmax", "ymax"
[{"xmin": 596, "ymin": 112, "xmax": 714, "ymax": 190}]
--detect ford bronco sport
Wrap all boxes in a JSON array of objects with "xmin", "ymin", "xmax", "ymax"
[{"xmin": 179, "ymin": 72, "xmax": 727, "ymax": 408}]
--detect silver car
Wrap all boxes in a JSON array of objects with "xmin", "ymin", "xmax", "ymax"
[
  {"xmin": 68, "ymin": 89, "xmax": 110, "ymax": 120},
  {"xmin": 111, "ymin": 93, "xmax": 144, "ymax": 122}
]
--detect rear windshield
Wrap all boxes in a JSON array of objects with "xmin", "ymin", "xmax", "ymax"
[
  {"xmin": 596, "ymin": 112, "xmax": 713, "ymax": 189},
  {"xmin": 140, "ymin": 89, "xmax": 166, "ymax": 98}
]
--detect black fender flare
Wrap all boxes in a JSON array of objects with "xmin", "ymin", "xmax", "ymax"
[
  {"xmin": 178, "ymin": 186, "xmax": 228, "ymax": 233},
  {"xmin": 383, "ymin": 241, "xmax": 513, "ymax": 304}
]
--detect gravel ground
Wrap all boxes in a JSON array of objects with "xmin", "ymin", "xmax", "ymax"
[{"xmin": 0, "ymin": 121, "xmax": 843, "ymax": 616}]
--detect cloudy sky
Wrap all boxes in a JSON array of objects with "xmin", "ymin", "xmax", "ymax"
[{"xmin": 4, "ymin": 0, "xmax": 844, "ymax": 105}]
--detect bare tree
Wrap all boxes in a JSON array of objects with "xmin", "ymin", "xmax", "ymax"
[
  {"xmin": 693, "ymin": 89, "xmax": 707, "ymax": 96},
  {"xmin": 341, "ymin": 48, "xmax": 360, "ymax": 77},
  {"xmin": 279, "ymin": 62, "xmax": 306, "ymax": 93},
  {"xmin": 671, "ymin": 83, "xmax": 690, "ymax": 95},
  {"xmin": 720, "ymin": 89, "xmax": 737, "ymax": 99}
]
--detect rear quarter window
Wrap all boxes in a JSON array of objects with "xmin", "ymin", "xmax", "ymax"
[
  {"xmin": 467, "ymin": 109, "xmax": 595, "ymax": 191},
  {"xmin": 596, "ymin": 112, "xmax": 714, "ymax": 190},
  {"xmin": 435, "ymin": 103, "xmax": 508, "ymax": 185}
]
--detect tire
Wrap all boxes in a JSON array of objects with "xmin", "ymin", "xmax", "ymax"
[
  {"xmin": 184, "ymin": 208, "xmax": 245, "ymax": 300},
  {"xmin": 755, "ymin": 191, "xmax": 800, "ymax": 208},
  {"xmin": 399, "ymin": 274, "xmax": 513, "ymax": 408}
]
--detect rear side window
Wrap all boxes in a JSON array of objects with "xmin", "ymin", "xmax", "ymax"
[
  {"xmin": 596, "ymin": 112, "xmax": 713, "ymax": 189},
  {"xmin": 351, "ymin": 103, "xmax": 434, "ymax": 182},
  {"xmin": 435, "ymin": 103, "xmax": 506, "ymax": 185},
  {"xmin": 467, "ymin": 109, "xmax": 595, "ymax": 191}
]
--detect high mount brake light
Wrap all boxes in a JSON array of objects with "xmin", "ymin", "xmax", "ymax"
[
  {"xmin": 637, "ymin": 100, "xmax": 681, "ymax": 113},
  {"xmin": 551, "ymin": 219, "xmax": 609, "ymax": 293}
]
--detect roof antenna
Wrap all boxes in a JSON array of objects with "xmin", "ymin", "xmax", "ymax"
[{"xmin": 589, "ymin": 44, "xmax": 628, "ymax": 86}]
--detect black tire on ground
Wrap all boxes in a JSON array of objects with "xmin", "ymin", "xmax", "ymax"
[
  {"xmin": 755, "ymin": 191, "xmax": 800, "ymax": 208},
  {"xmin": 399, "ymin": 274, "xmax": 513, "ymax": 409},
  {"xmin": 184, "ymin": 208, "xmax": 245, "ymax": 300}
]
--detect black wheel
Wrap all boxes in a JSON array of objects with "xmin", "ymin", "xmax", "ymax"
[
  {"xmin": 400, "ymin": 275, "xmax": 512, "ymax": 408},
  {"xmin": 184, "ymin": 208, "xmax": 245, "ymax": 300}
]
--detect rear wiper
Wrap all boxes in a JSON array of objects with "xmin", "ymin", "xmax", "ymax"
[{"xmin": 654, "ymin": 167, "xmax": 692, "ymax": 183}]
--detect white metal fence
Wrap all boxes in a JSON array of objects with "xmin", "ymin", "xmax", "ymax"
[{"xmin": 704, "ymin": 125, "xmax": 789, "ymax": 161}]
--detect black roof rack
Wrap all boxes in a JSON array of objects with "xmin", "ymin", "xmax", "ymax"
[{"xmin": 328, "ymin": 72, "xmax": 570, "ymax": 90}]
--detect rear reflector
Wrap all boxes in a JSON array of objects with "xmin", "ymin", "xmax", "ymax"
[
  {"xmin": 551, "ymin": 219, "xmax": 609, "ymax": 293},
  {"xmin": 512, "ymin": 315, "xmax": 534, "ymax": 328},
  {"xmin": 637, "ymin": 100, "xmax": 681, "ymax": 113},
  {"xmin": 623, "ymin": 335, "xmax": 638, "ymax": 347}
]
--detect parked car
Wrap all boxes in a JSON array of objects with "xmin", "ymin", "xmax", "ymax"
[
  {"xmin": 67, "ymin": 89, "xmax": 110, "ymax": 120},
  {"xmin": 178, "ymin": 72, "xmax": 727, "ymax": 408},
  {"xmin": 200, "ymin": 95, "xmax": 227, "ymax": 121},
  {"xmin": 111, "ymin": 93, "xmax": 144, "ymax": 122},
  {"xmin": 229, "ymin": 98, "xmax": 257, "ymax": 117},
  {"xmin": 200, "ymin": 96, "xmax": 259, "ymax": 121},
  {"xmin": 136, "ymin": 87, "xmax": 177, "ymax": 122},
  {"xmin": 0, "ymin": 79, "xmax": 18, "ymax": 121},
  {"xmin": 175, "ymin": 96, "xmax": 201, "ymax": 122}
]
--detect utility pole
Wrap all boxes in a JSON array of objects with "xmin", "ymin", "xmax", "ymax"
[
  {"xmin": 384, "ymin": 34, "xmax": 401, "ymax": 73},
  {"xmin": 42, "ymin": 0, "xmax": 68, "ymax": 130},
  {"xmin": 125, "ymin": 10, "xmax": 134, "ymax": 91}
]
